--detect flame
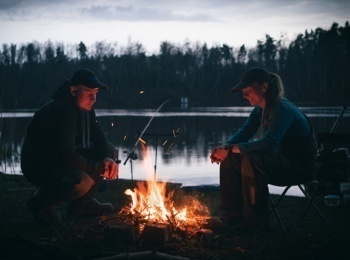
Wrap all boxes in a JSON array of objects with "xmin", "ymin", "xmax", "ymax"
[
  {"xmin": 122, "ymin": 144, "xmax": 210, "ymax": 228},
  {"xmin": 125, "ymin": 178, "xmax": 172, "ymax": 222}
]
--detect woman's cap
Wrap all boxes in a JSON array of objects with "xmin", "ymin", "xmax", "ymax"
[
  {"xmin": 231, "ymin": 67, "xmax": 271, "ymax": 93},
  {"xmin": 70, "ymin": 68, "xmax": 108, "ymax": 90}
]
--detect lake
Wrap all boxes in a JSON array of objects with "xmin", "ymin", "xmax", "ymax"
[{"xmin": 1, "ymin": 106, "xmax": 349, "ymax": 196}]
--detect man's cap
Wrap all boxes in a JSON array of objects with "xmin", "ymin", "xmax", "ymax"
[
  {"xmin": 231, "ymin": 67, "xmax": 271, "ymax": 93},
  {"xmin": 70, "ymin": 68, "xmax": 108, "ymax": 90}
]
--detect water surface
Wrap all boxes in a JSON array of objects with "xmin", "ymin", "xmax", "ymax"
[{"xmin": 1, "ymin": 106, "xmax": 349, "ymax": 196}]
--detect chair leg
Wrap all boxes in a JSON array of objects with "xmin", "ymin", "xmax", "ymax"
[
  {"xmin": 270, "ymin": 183, "xmax": 330, "ymax": 231},
  {"xmin": 298, "ymin": 183, "xmax": 331, "ymax": 226},
  {"xmin": 269, "ymin": 196, "xmax": 286, "ymax": 232},
  {"xmin": 269, "ymin": 186, "xmax": 292, "ymax": 232}
]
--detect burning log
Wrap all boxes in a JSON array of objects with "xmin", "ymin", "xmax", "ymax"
[
  {"xmin": 195, "ymin": 228, "xmax": 214, "ymax": 246},
  {"xmin": 100, "ymin": 147, "xmax": 212, "ymax": 246},
  {"xmin": 104, "ymin": 223, "xmax": 140, "ymax": 245},
  {"xmin": 140, "ymin": 221, "xmax": 170, "ymax": 245},
  {"xmin": 95, "ymin": 250, "xmax": 190, "ymax": 259}
]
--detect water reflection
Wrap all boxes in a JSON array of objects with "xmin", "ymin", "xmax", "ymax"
[
  {"xmin": 1, "ymin": 106, "xmax": 349, "ymax": 118},
  {"xmin": 1, "ymin": 107, "xmax": 349, "ymax": 196}
]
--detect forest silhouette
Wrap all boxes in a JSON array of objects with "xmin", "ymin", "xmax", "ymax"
[{"xmin": 0, "ymin": 22, "xmax": 349, "ymax": 109}]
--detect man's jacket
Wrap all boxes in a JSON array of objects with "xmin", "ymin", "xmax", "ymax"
[{"xmin": 21, "ymin": 81, "xmax": 108, "ymax": 186}]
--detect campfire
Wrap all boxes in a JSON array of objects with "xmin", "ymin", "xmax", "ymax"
[{"xmin": 99, "ymin": 145, "xmax": 212, "ymax": 245}]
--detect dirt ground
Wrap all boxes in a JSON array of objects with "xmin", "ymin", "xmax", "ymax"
[{"xmin": 1, "ymin": 172, "xmax": 350, "ymax": 260}]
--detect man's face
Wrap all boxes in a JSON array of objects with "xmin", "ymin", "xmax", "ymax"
[{"xmin": 72, "ymin": 85, "xmax": 99, "ymax": 111}]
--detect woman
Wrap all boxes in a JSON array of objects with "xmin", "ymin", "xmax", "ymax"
[{"xmin": 209, "ymin": 67, "xmax": 317, "ymax": 231}]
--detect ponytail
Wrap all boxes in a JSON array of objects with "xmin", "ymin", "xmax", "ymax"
[{"xmin": 262, "ymin": 73, "xmax": 285, "ymax": 129}]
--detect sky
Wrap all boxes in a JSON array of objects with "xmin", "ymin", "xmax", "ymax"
[{"xmin": 0, "ymin": 0, "xmax": 349, "ymax": 54}]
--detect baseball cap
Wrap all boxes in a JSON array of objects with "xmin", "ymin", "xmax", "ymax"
[
  {"xmin": 70, "ymin": 68, "xmax": 108, "ymax": 90},
  {"xmin": 231, "ymin": 67, "xmax": 271, "ymax": 93}
]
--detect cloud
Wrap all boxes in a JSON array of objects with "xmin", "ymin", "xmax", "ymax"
[
  {"xmin": 0, "ymin": 0, "xmax": 348, "ymax": 51},
  {"xmin": 0, "ymin": 0, "xmax": 349, "ymax": 23},
  {"xmin": 0, "ymin": 0, "xmax": 218, "ymax": 22},
  {"xmin": 0, "ymin": 0, "xmax": 22, "ymax": 10},
  {"xmin": 0, "ymin": 0, "xmax": 71, "ymax": 10},
  {"xmin": 80, "ymin": 5, "xmax": 217, "ymax": 22}
]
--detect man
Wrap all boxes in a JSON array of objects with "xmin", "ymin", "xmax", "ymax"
[{"xmin": 21, "ymin": 68, "xmax": 118, "ymax": 225}]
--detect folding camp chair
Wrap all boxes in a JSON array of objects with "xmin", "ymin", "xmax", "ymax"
[
  {"xmin": 270, "ymin": 106, "xmax": 348, "ymax": 232},
  {"xmin": 269, "ymin": 181, "xmax": 331, "ymax": 232}
]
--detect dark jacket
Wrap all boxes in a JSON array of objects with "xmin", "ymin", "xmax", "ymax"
[
  {"xmin": 21, "ymin": 81, "xmax": 108, "ymax": 186},
  {"xmin": 227, "ymin": 98, "xmax": 317, "ymax": 174}
]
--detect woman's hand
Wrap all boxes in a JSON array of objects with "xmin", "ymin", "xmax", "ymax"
[
  {"xmin": 210, "ymin": 146, "xmax": 228, "ymax": 164},
  {"xmin": 101, "ymin": 157, "xmax": 119, "ymax": 180},
  {"xmin": 210, "ymin": 145, "xmax": 240, "ymax": 164}
]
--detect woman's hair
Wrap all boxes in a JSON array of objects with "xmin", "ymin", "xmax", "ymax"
[{"xmin": 262, "ymin": 73, "xmax": 285, "ymax": 129}]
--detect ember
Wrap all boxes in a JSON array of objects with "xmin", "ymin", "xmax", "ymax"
[{"xmin": 99, "ymin": 145, "xmax": 211, "ymax": 245}]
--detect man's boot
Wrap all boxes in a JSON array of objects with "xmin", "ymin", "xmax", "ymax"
[
  {"xmin": 67, "ymin": 197, "xmax": 114, "ymax": 217},
  {"xmin": 27, "ymin": 190, "xmax": 62, "ymax": 226}
]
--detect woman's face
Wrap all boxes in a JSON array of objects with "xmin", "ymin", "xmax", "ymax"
[{"xmin": 242, "ymin": 83, "xmax": 267, "ymax": 108}]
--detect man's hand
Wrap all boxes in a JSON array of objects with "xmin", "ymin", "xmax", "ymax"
[
  {"xmin": 101, "ymin": 157, "xmax": 119, "ymax": 180},
  {"xmin": 210, "ymin": 146, "xmax": 228, "ymax": 164}
]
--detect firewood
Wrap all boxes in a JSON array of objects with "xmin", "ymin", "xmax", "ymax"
[{"xmin": 94, "ymin": 250, "xmax": 190, "ymax": 259}]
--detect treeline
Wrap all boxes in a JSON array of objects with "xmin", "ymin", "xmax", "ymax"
[{"xmin": 0, "ymin": 22, "xmax": 349, "ymax": 109}]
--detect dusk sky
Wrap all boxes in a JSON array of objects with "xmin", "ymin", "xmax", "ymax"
[{"xmin": 0, "ymin": 0, "xmax": 349, "ymax": 54}]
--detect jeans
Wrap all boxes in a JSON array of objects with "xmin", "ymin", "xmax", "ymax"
[{"xmin": 220, "ymin": 151, "xmax": 315, "ymax": 223}]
